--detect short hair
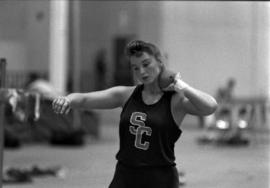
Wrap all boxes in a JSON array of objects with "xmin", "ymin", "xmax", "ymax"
[{"xmin": 125, "ymin": 40, "xmax": 163, "ymax": 64}]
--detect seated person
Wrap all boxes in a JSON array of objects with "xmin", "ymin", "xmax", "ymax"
[{"xmin": 25, "ymin": 73, "xmax": 63, "ymax": 100}]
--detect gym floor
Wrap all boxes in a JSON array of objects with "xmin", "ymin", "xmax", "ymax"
[{"xmin": 3, "ymin": 109, "xmax": 270, "ymax": 188}]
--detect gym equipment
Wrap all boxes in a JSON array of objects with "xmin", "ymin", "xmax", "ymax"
[
  {"xmin": 197, "ymin": 104, "xmax": 252, "ymax": 146},
  {"xmin": 0, "ymin": 58, "xmax": 7, "ymax": 187}
]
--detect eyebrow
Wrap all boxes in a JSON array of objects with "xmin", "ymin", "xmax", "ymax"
[
  {"xmin": 142, "ymin": 58, "xmax": 150, "ymax": 63},
  {"xmin": 130, "ymin": 57, "xmax": 151, "ymax": 67}
]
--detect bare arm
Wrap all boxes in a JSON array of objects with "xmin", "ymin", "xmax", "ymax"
[
  {"xmin": 172, "ymin": 78, "xmax": 218, "ymax": 116},
  {"xmin": 179, "ymin": 86, "xmax": 218, "ymax": 116},
  {"xmin": 52, "ymin": 86, "xmax": 135, "ymax": 114}
]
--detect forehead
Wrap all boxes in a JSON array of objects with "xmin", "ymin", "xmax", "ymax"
[{"xmin": 130, "ymin": 52, "xmax": 153, "ymax": 66}]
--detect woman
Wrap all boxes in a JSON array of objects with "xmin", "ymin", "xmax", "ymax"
[{"xmin": 52, "ymin": 40, "xmax": 218, "ymax": 188}]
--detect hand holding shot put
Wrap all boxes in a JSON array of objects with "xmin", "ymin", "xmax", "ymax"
[{"xmin": 52, "ymin": 40, "xmax": 218, "ymax": 188}]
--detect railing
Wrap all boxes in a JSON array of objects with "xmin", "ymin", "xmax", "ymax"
[{"xmin": 0, "ymin": 58, "xmax": 7, "ymax": 188}]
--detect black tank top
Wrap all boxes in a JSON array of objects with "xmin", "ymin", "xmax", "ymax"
[{"xmin": 116, "ymin": 85, "xmax": 182, "ymax": 167}]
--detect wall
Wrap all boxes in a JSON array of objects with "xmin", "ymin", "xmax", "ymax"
[
  {"xmin": 137, "ymin": 2, "xmax": 163, "ymax": 47},
  {"xmin": 0, "ymin": 1, "xmax": 268, "ymax": 98},
  {"xmin": 0, "ymin": 0, "xmax": 50, "ymax": 72},
  {"xmin": 0, "ymin": 1, "xmax": 27, "ymax": 71},
  {"xmin": 253, "ymin": 3, "xmax": 270, "ymax": 98},
  {"xmin": 160, "ymin": 2, "xmax": 269, "ymax": 98},
  {"xmin": 24, "ymin": 0, "xmax": 50, "ymax": 72},
  {"xmin": 79, "ymin": 1, "xmax": 140, "ymax": 91}
]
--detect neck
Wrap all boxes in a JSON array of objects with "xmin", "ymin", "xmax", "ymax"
[{"xmin": 143, "ymin": 82, "xmax": 163, "ymax": 95}]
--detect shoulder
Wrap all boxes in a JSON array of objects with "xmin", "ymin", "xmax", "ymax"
[
  {"xmin": 110, "ymin": 85, "xmax": 136, "ymax": 94},
  {"xmin": 109, "ymin": 85, "xmax": 137, "ymax": 106}
]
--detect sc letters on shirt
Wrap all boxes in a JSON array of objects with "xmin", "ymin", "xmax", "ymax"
[{"xmin": 129, "ymin": 112, "xmax": 152, "ymax": 150}]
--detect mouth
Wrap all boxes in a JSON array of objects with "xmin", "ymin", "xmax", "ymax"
[{"xmin": 142, "ymin": 76, "xmax": 149, "ymax": 81}]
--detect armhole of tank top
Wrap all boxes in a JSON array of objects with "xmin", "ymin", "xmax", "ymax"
[
  {"xmin": 169, "ymin": 91, "xmax": 182, "ymax": 130},
  {"xmin": 121, "ymin": 85, "xmax": 141, "ymax": 113}
]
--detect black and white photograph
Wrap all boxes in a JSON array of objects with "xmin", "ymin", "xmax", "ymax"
[{"xmin": 0, "ymin": 1, "xmax": 269, "ymax": 188}]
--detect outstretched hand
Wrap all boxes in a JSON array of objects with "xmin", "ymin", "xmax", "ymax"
[{"xmin": 52, "ymin": 96, "xmax": 71, "ymax": 115}]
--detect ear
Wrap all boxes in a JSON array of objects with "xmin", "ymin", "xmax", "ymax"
[{"xmin": 157, "ymin": 57, "xmax": 165, "ymax": 71}]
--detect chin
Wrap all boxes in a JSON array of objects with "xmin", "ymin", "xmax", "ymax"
[{"xmin": 142, "ymin": 79, "xmax": 155, "ymax": 85}]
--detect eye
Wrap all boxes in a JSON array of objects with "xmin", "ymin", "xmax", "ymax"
[
  {"xmin": 132, "ymin": 66, "xmax": 139, "ymax": 71},
  {"xmin": 142, "ymin": 61, "xmax": 150, "ymax": 68},
  {"xmin": 143, "ymin": 64, "xmax": 148, "ymax": 68}
]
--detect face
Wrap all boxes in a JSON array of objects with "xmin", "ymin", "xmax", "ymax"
[{"xmin": 130, "ymin": 52, "xmax": 162, "ymax": 84}]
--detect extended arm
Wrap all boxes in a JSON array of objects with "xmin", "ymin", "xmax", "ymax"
[{"xmin": 52, "ymin": 86, "xmax": 134, "ymax": 114}]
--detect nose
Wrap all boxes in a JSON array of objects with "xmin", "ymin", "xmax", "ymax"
[{"xmin": 139, "ymin": 67, "xmax": 146, "ymax": 75}]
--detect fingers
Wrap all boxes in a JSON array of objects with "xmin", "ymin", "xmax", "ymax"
[
  {"xmin": 52, "ymin": 97, "xmax": 71, "ymax": 114},
  {"xmin": 175, "ymin": 78, "xmax": 189, "ymax": 90},
  {"xmin": 163, "ymin": 72, "xmax": 189, "ymax": 94},
  {"xmin": 174, "ymin": 72, "xmax": 182, "ymax": 84},
  {"xmin": 162, "ymin": 83, "xmax": 175, "ymax": 91},
  {"xmin": 64, "ymin": 106, "xmax": 71, "ymax": 115},
  {"xmin": 163, "ymin": 72, "xmax": 181, "ymax": 91}
]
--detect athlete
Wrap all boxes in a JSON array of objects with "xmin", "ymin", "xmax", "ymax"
[{"xmin": 52, "ymin": 40, "xmax": 218, "ymax": 188}]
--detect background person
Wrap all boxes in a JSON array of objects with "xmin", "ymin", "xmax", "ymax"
[
  {"xmin": 216, "ymin": 78, "xmax": 236, "ymax": 103},
  {"xmin": 25, "ymin": 72, "xmax": 63, "ymax": 100}
]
